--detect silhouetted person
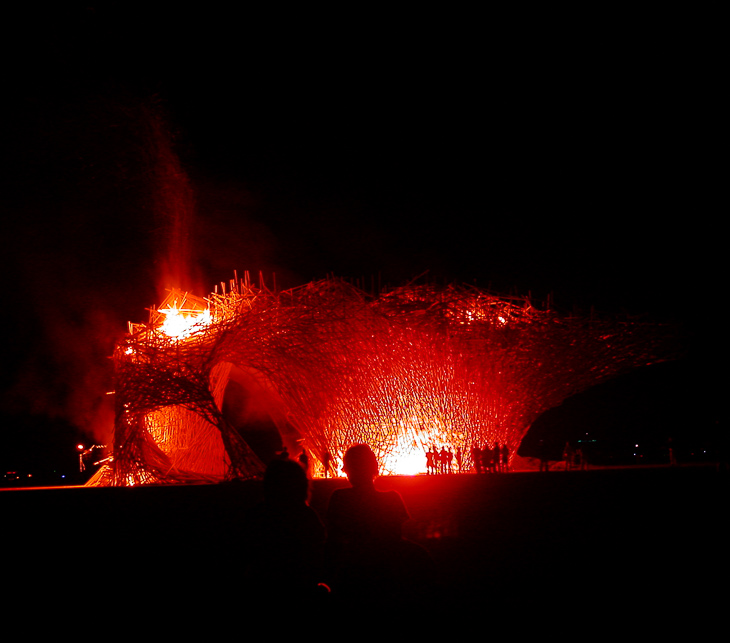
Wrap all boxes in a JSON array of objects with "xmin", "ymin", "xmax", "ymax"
[
  {"xmin": 298, "ymin": 449, "xmax": 309, "ymax": 474},
  {"xmin": 323, "ymin": 451, "xmax": 333, "ymax": 477},
  {"xmin": 426, "ymin": 448, "xmax": 435, "ymax": 475},
  {"xmin": 494, "ymin": 443, "xmax": 503, "ymax": 472},
  {"xmin": 668, "ymin": 437, "xmax": 677, "ymax": 466},
  {"xmin": 325, "ymin": 444, "xmax": 435, "ymax": 601},
  {"xmin": 563, "ymin": 441, "xmax": 573, "ymax": 471},
  {"xmin": 500, "ymin": 443, "xmax": 510, "ymax": 472},
  {"xmin": 243, "ymin": 458, "xmax": 326, "ymax": 599},
  {"xmin": 472, "ymin": 445, "xmax": 482, "ymax": 473}
]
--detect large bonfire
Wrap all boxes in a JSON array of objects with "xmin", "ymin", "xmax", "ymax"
[{"xmin": 88, "ymin": 275, "xmax": 679, "ymax": 485}]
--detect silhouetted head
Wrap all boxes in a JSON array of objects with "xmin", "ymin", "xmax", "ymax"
[
  {"xmin": 342, "ymin": 444, "xmax": 379, "ymax": 487},
  {"xmin": 264, "ymin": 458, "xmax": 309, "ymax": 505}
]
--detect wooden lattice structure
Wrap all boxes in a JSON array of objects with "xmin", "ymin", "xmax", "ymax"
[{"xmin": 88, "ymin": 275, "xmax": 680, "ymax": 485}]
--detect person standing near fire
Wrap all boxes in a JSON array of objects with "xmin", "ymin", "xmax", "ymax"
[{"xmin": 325, "ymin": 444, "xmax": 435, "ymax": 600}]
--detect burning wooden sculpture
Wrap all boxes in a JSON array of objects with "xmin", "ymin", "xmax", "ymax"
[{"xmin": 89, "ymin": 276, "xmax": 679, "ymax": 485}]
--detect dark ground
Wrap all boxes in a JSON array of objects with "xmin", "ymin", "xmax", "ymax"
[{"xmin": 1, "ymin": 466, "xmax": 725, "ymax": 625}]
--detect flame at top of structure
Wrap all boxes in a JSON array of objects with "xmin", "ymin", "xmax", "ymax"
[{"xmin": 156, "ymin": 292, "xmax": 212, "ymax": 339}]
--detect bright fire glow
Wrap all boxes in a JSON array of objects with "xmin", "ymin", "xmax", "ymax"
[
  {"xmin": 381, "ymin": 436, "xmax": 428, "ymax": 476},
  {"xmin": 379, "ymin": 414, "xmax": 451, "ymax": 476},
  {"xmin": 158, "ymin": 304, "xmax": 212, "ymax": 338}
]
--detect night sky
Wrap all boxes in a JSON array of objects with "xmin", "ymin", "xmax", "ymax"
[{"xmin": 0, "ymin": 5, "xmax": 720, "ymax": 474}]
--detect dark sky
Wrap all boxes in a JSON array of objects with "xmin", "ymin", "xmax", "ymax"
[{"xmin": 0, "ymin": 5, "xmax": 720, "ymax": 470}]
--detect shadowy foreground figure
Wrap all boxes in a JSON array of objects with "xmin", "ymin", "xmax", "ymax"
[
  {"xmin": 326, "ymin": 444, "xmax": 436, "ymax": 601},
  {"xmin": 243, "ymin": 458, "xmax": 327, "ymax": 599}
]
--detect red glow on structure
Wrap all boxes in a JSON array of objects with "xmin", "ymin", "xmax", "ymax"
[{"xmin": 88, "ymin": 276, "xmax": 679, "ymax": 486}]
